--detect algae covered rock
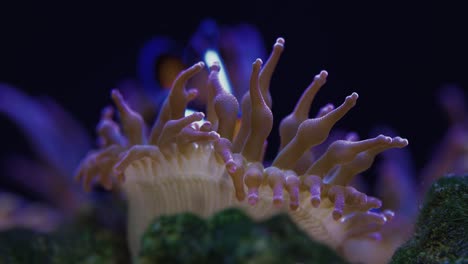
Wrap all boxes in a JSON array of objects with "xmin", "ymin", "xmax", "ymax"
[
  {"xmin": 138, "ymin": 212, "xmax": 211, "ymax": 263},
  {"xmin": 138, "ymin": 208, "xmax": 349, "ymax": 264},
  {"xmin": 391, "ymin": 175, "xmax": 468, "ymax": 263},
  {"xmin": 0, "ymin": 205, "xmax": 347, "ymax": 263}
]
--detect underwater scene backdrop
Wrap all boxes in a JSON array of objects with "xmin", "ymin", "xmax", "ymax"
[{"xmin": 0, "ymin": 2, "xmax": 467, "ymax": 263}]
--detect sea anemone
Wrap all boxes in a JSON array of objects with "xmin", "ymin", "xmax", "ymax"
[{"xmin": 75, "ymin": 37, "xmax": 409, "ymax": 262}]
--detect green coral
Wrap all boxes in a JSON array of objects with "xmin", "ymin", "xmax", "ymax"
[
  {"xmin": 138, "ymin": 208, "xmax": 349, "ymax": 264},
  {"xmin": 138, "ymin": 212, "xmax": 211, "ymax": 263},
  {"xmin": 0, "ymin": 195, "xmax": 348, "ymax": 263},
  {"xmin": 391, "ymin": 175, "xmax": 468, "ymax": 264}
]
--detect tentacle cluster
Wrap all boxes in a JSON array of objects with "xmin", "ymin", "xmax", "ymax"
[{"xmin": 75, "ymin": 37, "xmax": 409, "ymax": 261}]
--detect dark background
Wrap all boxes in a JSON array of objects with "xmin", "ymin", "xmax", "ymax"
[{"xmin": 0, "ymin": 2, "xmax": 466, "ymax": 180}]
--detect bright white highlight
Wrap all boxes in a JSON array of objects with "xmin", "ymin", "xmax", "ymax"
[
  {"xmin": 185, "ymin": 108, "xmax": 205, "ymax": 127},
  {"xmin": 203, "ymin": 49, "xmax": 233, "ymax": 94}
]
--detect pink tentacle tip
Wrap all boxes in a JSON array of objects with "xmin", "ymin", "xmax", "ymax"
[
  {"xmin": 332, "ymin": 209, "xmax": 343, "ymax": 221},
  {"xmin": 383, "ymin": 209, "xmax": 395, "ymax": 222},
  {"xmin": 318, "ymin": 70, "xmax": 328, "ymax": 79},
  {"xmin": 254, "ymin": 58, "xmax": 263, "ymax": 67},
  {"xmin": 313, "ymin": 71, "xmax": 328, "ymax": 87},
  {"xmin": 345, "ymin": 132, "xmax": 359, "ymax": 141},
  {"xmin": 348, "ymin": 92, "xmax": 359, "ymax": 101},
  {"xmin": 247, "ymin": 189, "xmax": 259, "ymax": 205},
  {"xmin": 276, "ymin": 37, "xmax": 285, "ymax": 45},
  {"xmin": 196, "ymin": 61, "xmax": 205, "ymax": 68},
  {"xmin": 366, "ymin": 197, "xmax": 383, "ymax": 209},
  {"xmin": 272, "ymin": 187, "xmax": 284, "ymax": 207},
  {"xmin": 323, "ymin": 103, "xmax": 335, "ymax": 111},
  {"xmin": 273, "ymin": 196, "xmax": 284, "ymax": 208},
  {"xmin": 208, "ymin": 131, "xmax": 220, "ymax": 139},
  {"xmin": 111, "ymin": 89, "xmax": 122, "ymax": 100},
  {"xmin": 317, "ymin": 104, "xmax": 335, "ymax": 118},
  {"xmin": 245, "ymin": 166, "xmax": 263, "ymax": 192},
  {"xmin": 394, "ymin": 137, "xmax": 409, "ymax": 147},
  {"xmin": 266, "ymin": 168, "xmax": 285, "ymax": 207},
  {"xmin": 194, "ymin": 111, "xmax": 205, "ymax": 119},
  {"xmin": 187, "ymin": 88, "xmax": 199, "ymax": 99},
  {"xmin": 376, "ymin": 134, "xmax": 392, "ymax": 144},
  {"xmin": 317, "ymin": 103, "xmax": 335, "ymax": 118},
  {"xmin": 226, "ymin": 160, "xmax": 237, "ymax": 174},
  {"xmin": 101, "ymin": 106, "xmax": 114, "ymax": 119},
  {"xmin": 285, "ymin": 174, "xmax": 300, "ymax": 210},
  {"xmin": 310, "ymin": 195, "xmax": 321, "ymax": 208},
  {"xmin": 226, "ymin": 162, "xmax": 246, "ymax": 202},
  {"xmin": 289, "ymin": 201, "xmax": 299, "ymax": 211},
  {"xmin": 304, "ymin": 175, "xmax": 322, "ymax": 207},
  {"xmin": 199, "ymin": 121, "xmax": 212, "ymax": 132},
  {"xmin": 356, "ymin": 193, "xmax": 368, "ymax": 206}
]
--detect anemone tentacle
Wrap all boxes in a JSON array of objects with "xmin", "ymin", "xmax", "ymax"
[{"xmin": 76, "ymin": 38, "xmax": 408, "ymax": 263}]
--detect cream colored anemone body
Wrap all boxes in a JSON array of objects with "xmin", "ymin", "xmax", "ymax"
[{"xmin": 77, "ymin": 38, "xmax": 408, "ymax": 263}]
